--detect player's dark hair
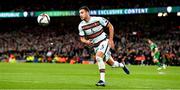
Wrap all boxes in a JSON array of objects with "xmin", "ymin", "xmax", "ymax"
[{"xmin": 79, "ymin": 6, "xmax": 90, "ymax": 12}]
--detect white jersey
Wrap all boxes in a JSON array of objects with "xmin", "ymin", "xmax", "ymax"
[{"xmin": 78, "ymin": 16, "xmax": 109, "ymax": 46}]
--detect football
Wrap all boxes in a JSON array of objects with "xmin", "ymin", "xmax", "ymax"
[{"xmin": 37, "ymin": 13, "xmax": 50, "ymax": 26}]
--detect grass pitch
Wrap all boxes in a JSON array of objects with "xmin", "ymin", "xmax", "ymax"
[{"xmin": 0, "ymin": 63, "xmax": 180, "ymax": 89}]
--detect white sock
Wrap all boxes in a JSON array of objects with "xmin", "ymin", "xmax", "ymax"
[
  {"xmin": 119, "ymin": 62, "xmax": 124, "ymax": 67},
  {"xmin": 96, "ymin": 56, "xmax": 105, "ymax": 82},
  {"xmin": 112, "ymin": 61, "xmax": 119, "ymax": 68},
  {"xmin": 100, "ymin": 72, "xmax": 105, "ymax": 82},
  {"xmin": 112, "ymin": 61, "xmax": 125, "ymax": 68}
]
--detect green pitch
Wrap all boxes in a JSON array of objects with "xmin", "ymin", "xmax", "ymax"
[{"xmin": 0, "ymin": 63, "xmax": 180, "ymax": 90}]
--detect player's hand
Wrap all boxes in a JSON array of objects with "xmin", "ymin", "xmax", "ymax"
[
  {"xmin": 85, "ymin": 40, "xmax": 93, "ymax": 46},
  {"xmin": 108, "ymin": 39, "xmax": 115, "ymax": 49}
]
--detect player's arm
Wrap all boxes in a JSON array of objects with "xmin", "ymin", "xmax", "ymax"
[
  {"xmin": 80, "ymin": 37, "xmax": 92, "ymax": 45},
  {"xmin": 154, "ymin": 48, "xmax": 158, "ymax": 54},
  {"xmin": 78, "ymin": 24, "xmax": 93, "ymax": 45},
  {"xmin": 99, "ymin": 17, "xmax": 115, "ymax": 49},
  {"xmin": 107, "ymin": 22, "xmax": 114, "ymax": 41},
  {"xmin": 106, "ymin": 22, "xmax": 115, "ymax": 49}
]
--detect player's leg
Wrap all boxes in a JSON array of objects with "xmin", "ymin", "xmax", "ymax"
[
  {"xmin": 106, "ymin": 56, "xmax": 130, "ymax": 74},
  {"xmin": 153, "ymin": 52, "xmax": 163, "ymax": 70},
  {"xmin": 153, "ymin": 59, "xmax": 162, "ymax": 70},
  {"xmin": 162, "ymin": 55, "xmax": 167, "ymax": 69},
  {"xmin": 95, "ymin": 39, "xmax": 109, "ymax": 86},
  {"xmin": 106, "ymin": 56, "xmax": 123, "ymax": 67},
  {"xmin": 95, "ymin": 51, "xmax": 106, "ymax": 86},
  {"xmin": 153, "ymin": 59, "xmax": 161, "ymax": 67}
]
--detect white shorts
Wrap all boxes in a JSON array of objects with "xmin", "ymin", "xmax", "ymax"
[{"xmin": 94, "ymin": 39, "xmax": 111, "ymax": 61}]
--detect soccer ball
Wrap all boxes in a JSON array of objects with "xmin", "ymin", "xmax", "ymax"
[{"xmin": 37, "ymin": 13, "xmax": 50, "ymax": 26}]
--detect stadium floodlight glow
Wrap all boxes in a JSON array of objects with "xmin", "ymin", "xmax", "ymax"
[
  {"xmin": 158, "ymin": 12, "xmax": 163, "ymax": 17},
  {"xmin": 163, "ymin": 13, "xmax": 168, "ymax": 17},
  {"xmin": 132, "ymin": 32, "xmax": 137, "ymax": 35},
  {"xmin": 177, "ymin": 12, "xmax": 180, "ymax": 16},
  {"xmin": 167, "ymin": 6, "xmax": 172, "ymax": 13}
]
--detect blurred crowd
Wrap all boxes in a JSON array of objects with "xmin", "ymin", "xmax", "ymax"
[
  {"xmin": 0, "ymin": 15, "xmax": 179, "ymax": 66},
  {"xmin": 0, "ymin": 24, "xmax": 85, "ymax": 63}
]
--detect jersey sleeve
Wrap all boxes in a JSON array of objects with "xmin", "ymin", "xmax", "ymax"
[
  {"xmin": 150, "ymin": 45, "xmax": 154, "ymax": 51},
  {"xmin": 99, "ymin": 17, "xmax": 109, "ymax": 27},
  {"xmin": 150, "ymin": 44, "xmax": 157, "ymax": 51},
  {"xmin": 78, "ymin": 24, "xmax": 85, "ymax": 37}
]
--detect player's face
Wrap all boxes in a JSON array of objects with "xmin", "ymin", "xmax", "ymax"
[
  {"xmin": 148, "ymin": 40, "xmax": 152, "ymax": 44},
  {"xmin": 79, "ymin": 9, "xmax": 88, "ymax": 20}
]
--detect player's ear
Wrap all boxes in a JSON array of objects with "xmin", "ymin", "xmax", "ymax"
[{"xmin": 86, "ymin": 11, "xmax": 90, "ymax": 15}]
